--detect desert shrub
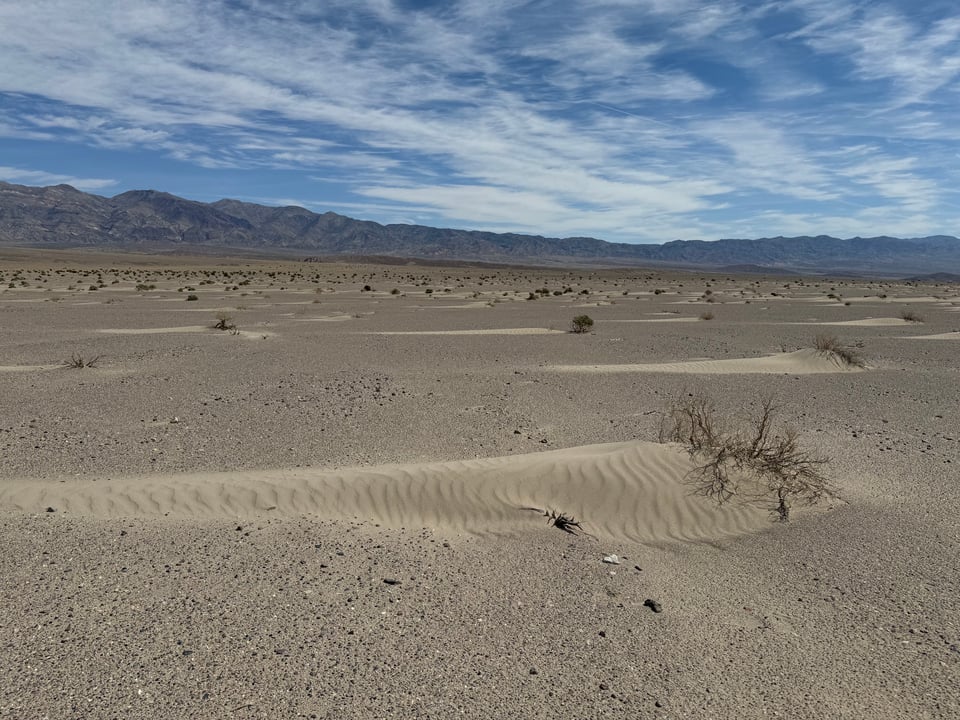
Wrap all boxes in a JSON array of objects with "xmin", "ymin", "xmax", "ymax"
[
  {"xmin": 64, "ymin": 353, "xmax": 102, "ymax": 369},
  {"xmin": 212, "ymin": 311, "xmax": 236, "ymax": 331},
  {"xmin": 813, "ymin": 334, "xmax": 865, "ymax": 368},
  {"xmin": 700, "ymin": 311, "xmax": 715, "ymax": 320},
  {"xmin": 570, "ymin": 314, "xmax": 594, "ymax": 333},
  {"xmin": 899, "ymin": 309, "xmax": 924, "ymax": 323},
  {"xmin": 660, "ymin": 391, "xmax": 833, "ymax": 521},
  {"xmin": 186, "ymin": 294, "xmax": 199, "ymax": 301}
]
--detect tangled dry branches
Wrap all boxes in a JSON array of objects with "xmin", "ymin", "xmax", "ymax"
[{"xmin": 660, "ymin": 391, "xmax": 833, "ymax": 521}]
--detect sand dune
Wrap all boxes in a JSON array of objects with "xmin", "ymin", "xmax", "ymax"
[
  {"xmin": 97, "ymin": 325, "xmax": 273, "ymax": 339},
  {"xmin": 295, "ymin": 314, "xmax": 354, "ymax": 322},
  {"xmin": 899, "ymin": 331, "xmax": 960, "ymax": 340},
  {"xmin": 365, "ymin": 327, "xmax": 566, "ymax": 335},
  {"xmin": 98, "ymin": 325, "xmax": 207, "ymax": 334},
  {"xmin": 548, "ymin": 348, "xmax": 864, "ymax": 374},
  {"xmin": 0, "ymin": 441, "xmax": 772, "ymax": 545},
  {"xmin": 0, "ymin": 363, "xmax": 62, "ymax": 372},
  {"xmin": 800, "ymin": 317, "xmax": 914, "ymax": 326},
  {"xmin": 604, "ymin": 317, "xmax": 702, "ymax": 323}
]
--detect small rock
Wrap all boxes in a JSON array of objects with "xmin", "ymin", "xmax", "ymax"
[
  {"xmin": 644, "ymin": 598, "xmax": 663, "ymax": 613},
  {"xmin": 170, "ymin": 416, "xmax": 180, "ymax": 424},
  {"xmin": 529, "ymin": 667, "xmax": 538, "ymax": 675},
  {"xmin": 383, "ymin": 578, "xmax": 401, "ymax": 585},
  {"xmin": 598, "ymin": 630, "xmax": 606, "ymax": 638},
  {"xmin": 599, "ymin": 683, "xmax": 609, "ymax": 691},
  {"xmin": 655, "ymin": 700, "xmax": 663, "ymax": 708},
  {"xmin": 45, "ymin": 507, "xmax": 55, "ymax": 513},
  {"xmin": 119, "ymin": 530, "xmax": 127, "ymax": 536},
  {"xmin": 634, "ymin": 565, "xmax": 642, "ymax": 572},
  {"xmin": 602, "ymin": 554, "xmax": 621, "ymax": 565}
]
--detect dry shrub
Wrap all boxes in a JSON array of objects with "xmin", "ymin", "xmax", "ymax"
[
  {"xmin": 571, "ymin": 314, "xmax": 594, "ymax": 333},
  {"xmin": 64, "ymin": 353, "xmax": 101, "ymax": 369},
  {"xmin": 660, "ymin": 391, "xmax": 833, "ymax": 521},
  {"xmin": 899, "ymin": 309, "xmax": 924, "ymax": 323},
  {"xmin": 212, "ymin": 311, "xmax": 236, "ymax": 331},
  {"xmin": 813, "ymin": 334, "xmax": 865, "ymax": 368}
]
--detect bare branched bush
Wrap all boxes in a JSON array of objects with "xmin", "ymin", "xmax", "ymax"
[
  {"xmin": 212, "ymin": 311, "xmax": 237, "ymax": 331},
  {"xmin": 660, "ymin": 391, "xmax": 833, "ymax": 521},
  {"xmin": 813, "ymin": 334, "xmax": 865, "ymax": 368},
  {"xmin": 64, "ymin": 353, "xmax": 101, "ymax": 369},
  {"xmin": 899, "ymin": 308, "xmax": 924, "ymax": 323}
]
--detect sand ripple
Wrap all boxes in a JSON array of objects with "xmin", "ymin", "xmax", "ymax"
[{"xmin": 0, "ymin": 441, "xmax": 772, "ymax": 545}]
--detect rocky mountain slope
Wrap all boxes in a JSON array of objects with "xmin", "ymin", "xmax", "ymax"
[{"xmin": 1, "ymin": 181, "xmax": 958, "ymax": 275}]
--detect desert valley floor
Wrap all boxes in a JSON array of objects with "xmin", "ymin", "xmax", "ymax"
[{"xmin": 0, "ymin": 249, "xmax": 958, "ymax": 719}]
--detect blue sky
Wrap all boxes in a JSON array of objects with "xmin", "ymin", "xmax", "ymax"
[{"xmin": 1, "ymin": 0, "xmax": 959, "ymax": 243}]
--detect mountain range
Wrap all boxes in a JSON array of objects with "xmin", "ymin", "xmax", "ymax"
[{"xmin": 1, "ymin": 181, "xmax": 958, "ymax": 277}]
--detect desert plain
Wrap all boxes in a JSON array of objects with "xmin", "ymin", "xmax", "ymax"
[{"xmin": 0, "ymin": 248, "xmax": 958, "ymax": 719}]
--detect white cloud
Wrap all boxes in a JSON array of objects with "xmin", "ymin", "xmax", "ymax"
[
  {"xmin": 0, "ymin": 166, "xmax": 116, "ymax": 191},
  {"xmin": 0, "ymin": 0, "xmax": 957, "ymax": 241}
]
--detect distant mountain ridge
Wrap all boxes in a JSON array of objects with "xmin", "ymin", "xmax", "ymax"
[{"xmin": 1, "ymin": 181, "xmax": 958, "ymax": 276}]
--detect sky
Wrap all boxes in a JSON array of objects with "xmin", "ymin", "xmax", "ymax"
[{"xmin": 1, "ymin": 0, "xmax": 960, "ymax": 244}]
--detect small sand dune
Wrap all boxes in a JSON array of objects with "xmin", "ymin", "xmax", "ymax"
[
  {"xmin": 548, "ymin": 348, "xmax": 864, "ymax": 374},
  {"xmin": 365, "ymin": 328, "xmax": 566, "ymax": 336},
  {"xmin": 295, "ymin": 315, "xmax": 354, "ymax": 322},
  {"xmin": 801, "ymin": 317, "xmax": 914, "ymax": 327},
  {"xmin": 97, "ymin": 325, "xmax": 273, "ymax": 339},
  {"xmin": 898, "ymin": 331, "xmax": 960, "ymax": 340},
  {"xmin": 98, "ymin": 325, "xmax": 207, "ymax": 335},
  {"xmin": 604, "ymin": 317, "xmax": 702, "ymax": 323},
  {"xmin": 0, "ymin": 441, "xmax": 773, "ymax": 545},
  {"xmin": 0, "ymin": 364, "xmax": 62, "ymax": 372}
]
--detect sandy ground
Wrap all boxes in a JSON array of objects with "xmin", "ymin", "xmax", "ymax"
[{"xmin": 1, "ymin": 249, "xmax": 958, "ymax": 719}]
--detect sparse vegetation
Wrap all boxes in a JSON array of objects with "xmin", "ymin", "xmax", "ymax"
[
  {"xmin": 899, "ymin": 309, "xmax": 925, "ymax": 323},
  {"xmin": 570, "ymin": 314, "xmax": 594, "ymax": 333},
  {"xmin": 813, "ymin": 334, "xmax": 866, "ymax": 368},
  {"xmin": 659, "ymin": 391, "xmax": 834, "ymax": 521},
  {"xmin": 64, "ymin": 353, "xmax": 102, "ymax": 369},
  {"xmin": 544, "ymin": 510, "xmax": 584, "ymax": 534},
  {"xmin": 700, "ymin": 311, "xmax": 715, "ymax": 320},
  {"xmin": 186, "ymin": 294, "xmax": 199, "ymax": 301},
  {"xmin": 212, "ymin": 311, "xmax": 236, "ymax": 331}
]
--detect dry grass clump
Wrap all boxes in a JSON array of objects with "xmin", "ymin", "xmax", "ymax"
[
  {"xmin": 899, "ymin": 308, "xmax": 925, "ymax": 323},
  {"xmin": 659, "ymin": 391, "xmax": 833, "ymax": 521},
  {"xmin": 813, "ymin": 334, "xmax": 865, "ymax": 368},
  {"xmin": 64, "ymin": 353, "xmax": 102, "ymax": 369}
]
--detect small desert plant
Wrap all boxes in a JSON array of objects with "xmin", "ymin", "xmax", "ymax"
[
  {"xmin": 186, "ymin": 294, "xmax": 199, "ymax": 301},
  {"xmin": 813, "ymin": 334, "xmax": 865, "ymax": 368},
  {"xmin": 544, "ymin": 510, "xmax": 584, "ymax": 534},
  {"xmin": 899, "ymin": 309, "xmax": 924, "ymax": 323},
  {"xmin": 660, "ymin": 391, "xmax": 833, "ymax": 521},
  {"xmin": 700, "ymin": 311, "xmax": 715, "ymax": 320},
  {"xmin": 212, "ymin": 311, "xmax": 236, "ymax": 331},
  {"xmin": 64, "ymin": 353, "xmax": 102, "ymax": 369},
  {"xmin": 571, "ymin": 314, "xmax": 594, "ymax": 333}
]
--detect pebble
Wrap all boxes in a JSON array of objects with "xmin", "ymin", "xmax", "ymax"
[
  {"xmin": 602, "ymin": 554, "xmax": 621, "ymax": 565},
  {"xmin": 383, "ymin": 578, "xmax": 401, "ymax": 585}
]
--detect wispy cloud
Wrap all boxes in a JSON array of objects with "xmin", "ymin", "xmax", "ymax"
[
  {"xmin": 0, "ymin": 165, "xmax": 116, "ymax": 191},
  {"xmin": 0, "ymin": 0, "xmax": 957, "ymax": 241}
]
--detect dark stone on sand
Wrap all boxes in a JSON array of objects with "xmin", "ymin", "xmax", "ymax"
[{"xmin": 643, "ymin": 599, "xmax": 662, "ymax": 613}]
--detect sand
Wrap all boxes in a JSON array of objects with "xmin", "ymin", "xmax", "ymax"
[
  {"xmin": 547, "ymin": 348, "xmax": 866, "ymax": 374},
  {"xmin": 0, "ymin": 250, "xmax": 957, "ymax": 719}
]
